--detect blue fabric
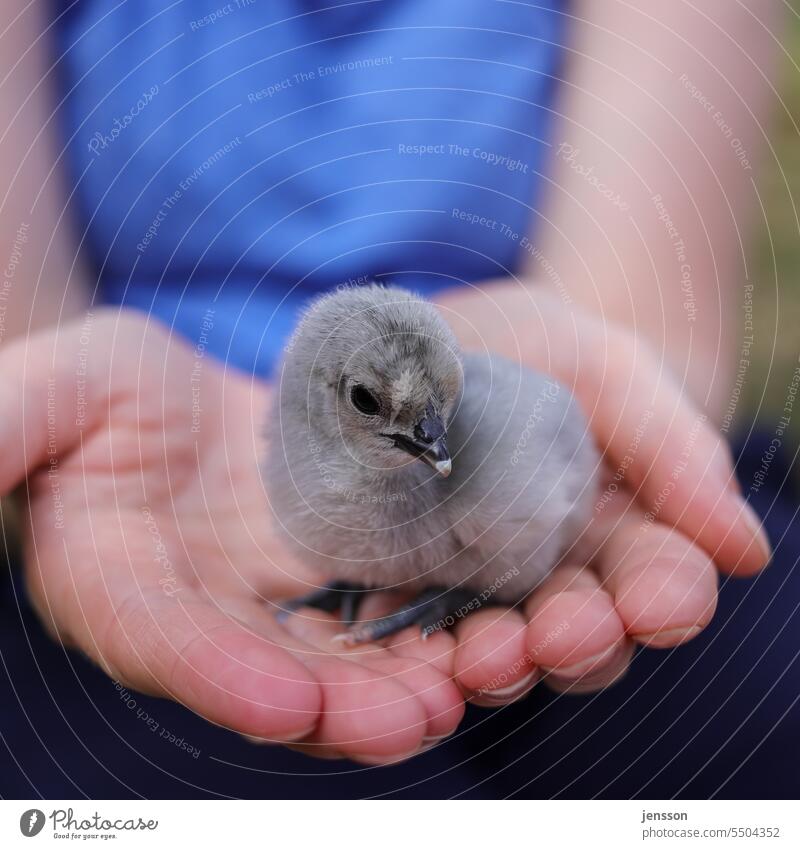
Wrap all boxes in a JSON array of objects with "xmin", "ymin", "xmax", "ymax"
[
  {"xmin": 52, "ymin": 0, "xmax": 568, "ymax": 375},
  {"xmin": 2, "ymin": 438, "xmax": 798, "ymax": 798}
]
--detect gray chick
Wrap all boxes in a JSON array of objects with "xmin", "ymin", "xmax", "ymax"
[{"xmin": 265, "ymin": 284, "xmax": 599, "ymax": 644}]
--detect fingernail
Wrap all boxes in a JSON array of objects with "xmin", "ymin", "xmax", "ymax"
[
  {"xmin": 544, "ymin": 641, "xmax": 634, "ymax": 693},
  {"xmin": 279, "ymin": 724, "xmax": 318, "ymax": 742},
  {"xmin": 473, "ymin": 669, "xmax": 539, "ymax": 706},
  {"xmin": 243, "ymin": 723, "xmax": 316, "ymax": 745},
  {"xmin": 635, "ymin": 624, "xmax": 702, "ymax": 648},
  {"xmin": 540, "ymin": 642, "xmax": 619, "ymax": 680},
  {"xmin": 354, "ymin": 747, "xmax": 422, "ymax": 766},
  {"xmin": 420, "ymin": 734, "xmax": 449, "ymax": 752},
  {"xmin": 740, "ymin": 499, "xmax": 772, "ymax": 565},
  {"xmin": 726, "ymin": 473, "xmax": 743, "ymax": 495},
  {"xmin": 422, "ymin": 733, "xmax": 448, "ymax": 744}
]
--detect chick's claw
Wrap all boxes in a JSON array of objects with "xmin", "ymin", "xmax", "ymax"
[
  {"xmin": 334, "ymin": 586, "xmax": 484, "ymax": 646},
  {"xmin": 278, "ymin": 580, "xmax": 368, "ymax": 625}
]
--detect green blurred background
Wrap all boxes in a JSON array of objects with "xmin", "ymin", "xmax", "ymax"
[{"xmin": 744, "ymin": 6, "xmax": 800, "ymax": 451}]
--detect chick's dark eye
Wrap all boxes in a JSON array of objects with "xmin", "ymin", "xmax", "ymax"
[{"xmin": 350, "ymin": 384, "xmax": 380, "ymax": 415}]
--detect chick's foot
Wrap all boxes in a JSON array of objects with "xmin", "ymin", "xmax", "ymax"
[
  {"xmin": 334, "ymin": 586, "xmax": 485, "ymax": 646},
  {"xmin": 278, "ymin": 580, "xmax": 369, "ymax": 625}
]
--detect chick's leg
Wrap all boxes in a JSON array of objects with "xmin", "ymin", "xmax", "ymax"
[
  {"xmin": 335, "ymin": 586, "xmax": 484, "ymax": 646},
  {"xmin": 278, "ymin": 581, "xmax": 368, "ymax": 625}
]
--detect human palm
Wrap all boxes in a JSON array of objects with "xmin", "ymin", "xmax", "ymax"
[{"xmin": 8, "ymin": 297, "xmax": 769, "ymax": 765}]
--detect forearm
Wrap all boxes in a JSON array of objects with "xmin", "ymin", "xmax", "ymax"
[
  {"xmin": 532, "ymin": 0, "xmax": 783, "ymax": 419},
  {"xmin": 1, "ymin": 0, "xmax": 90, "ymax": 341}
]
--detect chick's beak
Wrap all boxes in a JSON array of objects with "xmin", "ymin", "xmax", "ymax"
[
  {"xmin": 384, "ymin": 404, "xmax": 452, "ymax": 477},
  {"xmin": 416, "ymin": 435, "xmax": 451, "ymax": 477}
]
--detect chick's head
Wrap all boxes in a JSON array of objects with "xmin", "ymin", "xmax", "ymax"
[{"xmin": 286, "ymin": 284, "xmax": 463, "ymax": 476}]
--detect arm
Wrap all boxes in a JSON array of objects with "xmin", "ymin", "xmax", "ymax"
[
  {"xmin": 534, "ymin": 0, "xmax": 783, "ymax": 417},
  {"xmin": 1, "ymin": 0, "xmax": 90, "ymax": 338}
]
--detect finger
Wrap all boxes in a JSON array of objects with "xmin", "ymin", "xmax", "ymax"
[
  {"xmin": 524, "ymin": 564, "xmax": 632, "ymax": 692},
  {"xmin": 259, "ymin": 653, "xmax": 445, "ymax": 764},
  {"xmin": 0, "ymin": 311, "xmax": 178, "ymax": 495},
  {"xmin": 386, "ymin": 626, "xmax": 458, "ymax": 676},
  {"xmin": 98, "ymin": 591, "xmax": 323, "ymax": 742},
  {"xmin": 363, "ymin": 655, "xmax": 465, "ymax": 742},
  {"xmin": 595, "ymin": 514, "xmax": 718, "ymax": 648},
  {"xmin": 543, "ymin": 641, "xmax": 635, "ymax": 695},
  {"xmin": 453, "ymin": 606, "xmax": 536, "ymax": 705},
  {"xmin": 297, "ymin": 656, "xmax": 428, "ymax": 765},
  {"xmin": 588, "ymin": 336, "xmax": 770, "ymax": 576},
  {"xmin": 26, "ymin": 524, "xmax": 321, "ymax": 743},
  {"xmin": 266, "ymin": 598, "xmax": 464, "ymax": 744},
  {"xmin": 245, "ymin": 600, "xmax": 432, "ymax": 763},
  {"xmin": 225, "ymin": 597, "xmax": 446, "ymax": 760}
]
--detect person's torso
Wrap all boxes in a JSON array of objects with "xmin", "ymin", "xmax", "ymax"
[{"xmin": 54, "ymin": 0, "xmax": 568, "ymax": 374}]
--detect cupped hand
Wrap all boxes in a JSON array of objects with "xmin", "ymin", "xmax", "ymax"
[
  {"xmin": 9, "ymin": 309, "xmax": 464, "ymax": 765},
  {"xmin": 432, "ymin": 281, "xmax": 770, "ymax": 703}
]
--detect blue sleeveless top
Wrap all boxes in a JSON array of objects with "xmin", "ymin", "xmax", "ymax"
[{"xmin": 53, "ymin": 1, "xmax": 568, "ymax": 375}]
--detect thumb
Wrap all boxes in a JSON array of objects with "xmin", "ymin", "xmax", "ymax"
[{"xmin": 0, "ymin": 308, "xmax": 147, "ymax": 495}]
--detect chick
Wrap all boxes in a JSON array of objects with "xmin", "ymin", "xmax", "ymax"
[{"xmin": 265, "ymin": 284, "xmax": 599, "ymax": 644}]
